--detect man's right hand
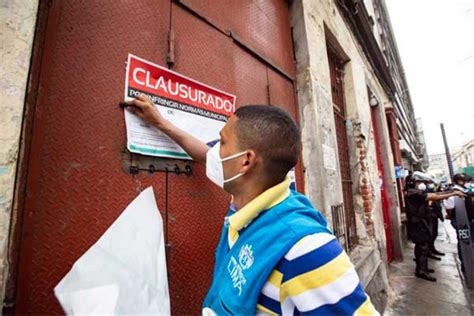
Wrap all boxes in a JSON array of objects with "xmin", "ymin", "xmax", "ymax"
[
  {"xmin": 453, "ymin": 191, "xmax": 466, "ymax": 198},
  {"xmin": 123, "ymin": 94, "xmax": 168, "ymax": 129},
  {"xmin": 122, "ymin": 94, "xmax": 209, "ymax": 164}
]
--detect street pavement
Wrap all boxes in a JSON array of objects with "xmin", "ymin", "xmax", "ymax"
[{"xmin": 386, "ymin": 219, "xmax": 473, "ymax": 315}]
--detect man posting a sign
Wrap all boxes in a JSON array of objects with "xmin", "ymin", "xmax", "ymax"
[{"xmin": 124, "ymin": 95, "xmax": 379, "ymax": 315}]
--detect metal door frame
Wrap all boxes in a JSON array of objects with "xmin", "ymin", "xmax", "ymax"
[
  {"xmin": 327, "ymin": 46, "xmax": 357, "ymax": 250},
  {"xmin": 4, "ymin": 0, "xmax": 61, "ymax": 312}
]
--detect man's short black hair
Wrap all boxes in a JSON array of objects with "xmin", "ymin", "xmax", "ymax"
[{"xmin": 233, "ymin": 105, "xmax": 301, "ymax": 183}]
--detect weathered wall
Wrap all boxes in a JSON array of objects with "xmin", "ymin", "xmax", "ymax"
[
  {"xmin": 0, "ymin": 0, "xmax": 39, "ymax": 307},
  {"xmin": 290, "ymin": 0, "xmax": 396, "ymax": 311}
]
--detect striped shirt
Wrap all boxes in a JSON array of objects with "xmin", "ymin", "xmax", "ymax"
[{"xmin": 227, "ymin": 179, "xmax": 378, "ymax": 315}]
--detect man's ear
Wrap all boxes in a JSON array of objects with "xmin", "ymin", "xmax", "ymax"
[{"xmin": 240, "ymin": 149, "xmax": 257, "ymax": 173}]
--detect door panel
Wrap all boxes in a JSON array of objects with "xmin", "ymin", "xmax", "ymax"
[
  {"xmin": 179, "ymin": 0, "xmax": 295, "ymax": 77},
  {"xmin": 233, "ymin": 45, "xmax": 269, "ymax": 107},
  {"xmin": 167, "ymin": 4, "xmax": 234, "ymax": 313},
  {"xmin": 16, "ymin": 0, "xmax": 300, "ymax": 314},
  {"xmin": 267, "ymin": 68, "xmax": 304, "ymax": 190},
  {"xmin": 16, "ymin": 0, "xmax": 171, "ymax": 313}
]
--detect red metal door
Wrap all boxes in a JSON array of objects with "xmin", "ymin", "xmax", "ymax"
[
  {"xmin": 14, "ymin": 0, "xmax": 301, "ymax": 314},
  {"xmin": 371, "ymin": 106, "xmax": 394, "ymax": 262},
  {"xmin": 327, "ymin": 47, "xmax": 357, "ymax": 250}
]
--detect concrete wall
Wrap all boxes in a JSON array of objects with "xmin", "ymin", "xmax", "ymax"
[
  {"xmin": 0, "ymin": 0, "xmax": 39, "ymax": 307},
  {"xmin": 290, "ymin": 0, "xmax": 397, "ymax": 311}
]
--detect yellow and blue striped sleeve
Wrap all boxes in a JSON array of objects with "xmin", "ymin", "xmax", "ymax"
[{"xmin": 257, "ymin": 233, "xmax": 379, "ymax": 315}]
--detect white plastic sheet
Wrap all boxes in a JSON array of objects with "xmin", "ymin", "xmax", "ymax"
[{"xmin": 54, "ymin": 187, "xmax": 170, "ymax": 315}]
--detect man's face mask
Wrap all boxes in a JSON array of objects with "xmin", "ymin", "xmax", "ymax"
[
  {"xmin": 417, "ymin": 183, "xmax": 427, "ymax": 191},
  {"xmin": 206, "ymin": 142, "xmax": 247, "ymax": 189}
]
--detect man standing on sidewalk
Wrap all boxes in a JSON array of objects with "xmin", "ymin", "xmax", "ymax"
[
  {"xmin": 123, "ymin": 95, "xmax": 379, "ymax": 315},
  {"xmin": 428, "ymin": 183, "xmax": 445, "ymax": 257},
  {"xmin": 405, "ymin": 172, "xmax": 464, "ymax": 282},
  {"xmin": 445, "ymin": 173, "xmax": 474, "ymax": 272}
]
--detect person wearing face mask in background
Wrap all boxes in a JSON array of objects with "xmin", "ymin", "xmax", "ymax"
[
  {"xmin": 444, "ymin": 173, "xmax": 474, "ymax": 272},
  {"xmin": 404, "ymin": 172, "xmax": 464, "ymax": 282},
  {"xmin": 427, "ymin": 183, "xmax": 445, "ymax": 257},
  {"xmin": 123, "ymin": 95, "xmax": 379, "ymax": 315}
]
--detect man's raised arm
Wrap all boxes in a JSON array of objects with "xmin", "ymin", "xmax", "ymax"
[
  {"xmin": 427, "ymin": 190, "xmax": 465, "ymax": 202},
  {"xmin": 123, "ymin": 94, "xmax": 209, "ymax": 164}
]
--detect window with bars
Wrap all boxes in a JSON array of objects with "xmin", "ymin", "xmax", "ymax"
[
  {"xmin": 327, "ymin": 46, "xmax": 357, "ymax": 250},
  {"xmin": 331, "ymin": 203, "xmax": 348, "ymax": 252}
]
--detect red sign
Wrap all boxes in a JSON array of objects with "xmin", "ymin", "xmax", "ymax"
[{"xmin": 127, "ymin": 55, "xmax": 236, "ymax": 119}]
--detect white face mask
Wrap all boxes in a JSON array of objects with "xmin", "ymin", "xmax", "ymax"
[
  {"xmin": 417, "ymin": 183, "xmax": 427, "ymax": 191},
  {"xmin": 206, "ymin": 142, "xmax": 247, "ymax": 188}
]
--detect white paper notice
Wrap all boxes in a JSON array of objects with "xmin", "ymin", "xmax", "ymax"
[
  {"xmin": 54, "ymin": 187, "xmax": 170, "ymax": 315},
  {"xmin": 124, "ymin": 54, "xmax": 236, "ymax": 159}
]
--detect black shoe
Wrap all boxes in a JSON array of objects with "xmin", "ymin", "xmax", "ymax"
[
  {"xmin": 415, "ymin": 271, "xmax": 437, "ymax": 282},
  {"xmin": 431, "ymin": 250, "xmax": 445, "ymax": 256},
  {"xmin": 428, "ymin": 254, "xmax": 442, "ymax": 260}
]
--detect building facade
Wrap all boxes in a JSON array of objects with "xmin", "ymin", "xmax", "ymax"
[
  {"xmin": 428, "ymin": 153, "xmax": 452, "ymax": 182},
  {"xmin": 289, "ymin": 0, "xmax": 421, "ymax": 310},
  {"xmin": 0, "ymin": 0, "xmax": 423, "ymax": 313},
  {"xmin": 452, "ymin": 139, "xmax": 474, "ymax": 176},
  {"xmin": 416, "ymin": 118, "xmax": 430, "ymax": 171}
]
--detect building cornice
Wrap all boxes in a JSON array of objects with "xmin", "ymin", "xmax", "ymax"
[{"xmin": 336, "ymin": 0, "xmax": 396, "ymax": 96}]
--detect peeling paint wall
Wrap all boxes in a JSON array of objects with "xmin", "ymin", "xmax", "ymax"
[
  {"xmin": 290, "ymin": 0, "xmax": 396, "ymax": 311},
  {"xmin": 0, "ymin": 0, "xmax": 39, "ymax": 307}
]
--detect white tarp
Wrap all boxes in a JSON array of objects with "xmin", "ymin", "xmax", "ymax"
[{"xmin": 54, "ymin": 187, "xmax": 170, "ymax": 315}]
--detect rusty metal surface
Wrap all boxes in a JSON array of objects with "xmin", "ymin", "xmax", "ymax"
[
  {"xmin": 233, "ymin": 45, "xmax": 269, "ymax": 107},
  {"xmin": 15, "ymin": 0, "xmax": 171, "ymax": 313},
  {"xmin": 267, "ymin": 67, "xmax": 304, "ymax": 189},
  {"xmin": 179, "ymin": 0, "xmax": 295, "ymax": 78},
  {"xmin": 15, "ymin": 0, "xmax": 300, "ymax": 314},
  {"xmin": 167, "ymin": 4, "xmax": 234, "ymax": 313},
  {"xmin": 3, "ymin": 0, "xmax": 52, "ymax": 312},
  {"xmin": 327, "ymin": 47, "xmax": 357, "ymax": 249}
]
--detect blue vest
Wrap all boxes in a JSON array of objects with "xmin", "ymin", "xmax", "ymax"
[{"xmin": 203, "ymin": 191, "xmax": 331, "ymax": 315}]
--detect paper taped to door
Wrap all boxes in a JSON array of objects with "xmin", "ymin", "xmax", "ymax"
[{"xmin": 54, "ymin": 187, "xmax": 170, "ymax": 315}]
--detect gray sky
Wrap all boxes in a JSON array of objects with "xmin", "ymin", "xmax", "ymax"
[{"xmin": 385, "ymin": 0, "xmax": 474, "ymax": 155}]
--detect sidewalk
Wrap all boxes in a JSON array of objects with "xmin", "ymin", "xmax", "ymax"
[{"xmin": 386, "ymin": 220, "xmax": 473, "ymax": 315}]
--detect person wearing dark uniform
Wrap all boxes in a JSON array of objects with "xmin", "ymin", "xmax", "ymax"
[
  {"xmin": 428, "ymin": 183, "xmax": 445, "ymax": 257},
  {"xmin": 405, "ymin": 172, "xmax": 463, "ymax": 282},
  {"xmin": 444, "ymin": 173, "xmax": 474, "ymax": 271}
]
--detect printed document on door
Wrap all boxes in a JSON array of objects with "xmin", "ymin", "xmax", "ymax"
[{"xmin": 124, "ymin": 54, "xmax": 236, "ymax": 159}]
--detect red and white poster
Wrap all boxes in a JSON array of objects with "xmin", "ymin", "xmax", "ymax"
[{"xmin": 124, "ymin": 54, "xmax": 236, "ymax": 159}]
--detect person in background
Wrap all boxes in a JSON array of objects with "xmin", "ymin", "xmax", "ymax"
[
  {"xmin": 123, "ymin": 95, "xmax": 379, "ymax": 315},
  {"xmin": 428, "ymin": 183, "xmax": 445, "ymax": 257},
  {"xmin": 405, "ymin": 171, "xmax": 464, "ymax": 282},
  {"xmin": 467, "ymin": 175, "xmax": 474, "ymax": 244},
  {"xmin": 444, "ymin": 173, "xmax": 474, "ymax": 271}
]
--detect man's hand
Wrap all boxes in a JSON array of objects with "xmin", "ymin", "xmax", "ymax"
[
  {"xmin": 453, "ymin": 191, "xmax": 466, "ymax": 198},
  {"xmin": 123, "ymin": 94, "xmax": 168, "ymax": 129},
  {"xmin": 427, "ymin": 190, "xmax": 466, "ymax": 202},
  {"xmin": 121, "ymin": 94, "xmax": 209, "ymax": 164}
]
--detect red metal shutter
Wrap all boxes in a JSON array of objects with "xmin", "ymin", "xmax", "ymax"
[{"xmin": 327, "ymin": 47, "xmax": 357, "ymax": 249}]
